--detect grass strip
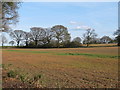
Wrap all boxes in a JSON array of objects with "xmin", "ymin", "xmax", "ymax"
[
  {"xmin": 58, "ymin": 53, "xmax": 120, "ymax": 59},
  {"xmin": 7, "ymin": 50, "xmax": 49, "ymax": 53},
  {"xmin": 6, "ymin": 50, "xmax": 119, "ymax": 59}
]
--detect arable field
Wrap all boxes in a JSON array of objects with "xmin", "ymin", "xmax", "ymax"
[{"xmin": 2, "ymin": 47, "xmax": 119, "ymax": 88}]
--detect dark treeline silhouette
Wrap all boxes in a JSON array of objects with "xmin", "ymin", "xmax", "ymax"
[{"xmin": 1, "ymin": 25, "xmax": 119, "ymax": 48}]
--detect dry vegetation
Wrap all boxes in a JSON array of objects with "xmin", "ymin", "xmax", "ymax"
[{"xmin": 2, "ymin": 47, "xmax": 119, "ymax": 88}]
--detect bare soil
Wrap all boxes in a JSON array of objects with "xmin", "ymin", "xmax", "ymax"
[{"xmin": 2, "ymin": 47, "xmax": 119, "ymax": 88}]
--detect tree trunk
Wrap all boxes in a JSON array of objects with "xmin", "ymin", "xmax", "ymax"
[
  {"xmin": 17, "ymin": 41, "xmax": 19, "ymax": 47},
  {"xmin": 2, "ymin": 43, "xmax": 3, "ymax": 47},
  {"xmin": 35, "ymin": 40, "xmax": 38, "ymax": 47},
  {"xmin": 57, "ymin": 39, "xmax": 60, "ymax": 48},
  {"xmin": 87, "ymin": 43, "xmax": 89, "ymax": 47},
  {"xmin": 26, "ymin": 41, "xmax": 28, "ymax": 47},
  {"xmin": 118, "ymin": 42, "xmax": 120, "ymax": 46}
]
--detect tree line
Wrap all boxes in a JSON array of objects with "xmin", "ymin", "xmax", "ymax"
[
  {"xmin": 1, "ymin": 25, "xmax": 120, "ymax": 48},
  {"xmin": 1, "ymin": 2, "xmax": 120, "ymax": 47}
]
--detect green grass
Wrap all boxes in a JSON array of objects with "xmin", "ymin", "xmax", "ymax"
[
  {"xmin": 0, "ymin": 64, "xmax": 13, "ymax": 70},
  {"xmin": 7, "ymin": 70, "xmax": 18, "ymax": 78},
  {"xmin": 58, "ymin": 53, "xmax": 119, "ymax": 59},
  {"xmin": 5, "ymin": 67, "xmax": 42, "ymax": 84},
  {"xmin": 6, "ymin": 49, "xmax": 119, "ymax": 59},
  {"xmin": 7, "ymin": 50, "xmax": 49, "ymax": 54},
  {"xmin": 0, "ymin": 64, "xmax": 3, "ymax": 68}
]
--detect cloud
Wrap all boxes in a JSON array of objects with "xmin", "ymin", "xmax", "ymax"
[
  {"xmin": 69, "ymin": 21, "xmax": 78, "ymax": 25},
  {"xmin": 75, "ymin": 25, "xmax": 91, "ymax": 30},
  {"xmin": 69, "ymin": 21, "xmax": 92, "ymax": 30}
]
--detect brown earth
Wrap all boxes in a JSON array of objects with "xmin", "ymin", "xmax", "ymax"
[{"xmin": 2, "ymin": 47, "xmax": 119, "ymax": 88}]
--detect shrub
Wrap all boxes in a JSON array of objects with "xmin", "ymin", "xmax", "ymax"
[
  {"xmin": 33, "ymin": 74, "xmax": 41, "ymax": 81},
  {"xmin": 63, "ymin": 41, "xmax": 82, "ymax": 48},
  {"xmin": 7, "ymin": 70, "xmax": 17, "ymax": 78}
]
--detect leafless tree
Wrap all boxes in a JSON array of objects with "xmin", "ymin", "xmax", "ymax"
[
  {"xmin": 72, "ymin": 37, "xmax": 81, "ymax": 43},
  {"xmin": 42, "ymin": 28, "xmax": 54, "ymax": 45},
  {"xmin": 91, "ymin": 38, "xmax": 101, "ymax": 44},
  {"xmin": 51, "ymin": 25, "xmax": 70, "ymax": 48},
  {"xmin": 9, "ymin": 41, "xmax": 15, "ymax": 46},
  {"xmin": 1, "ymin": 2, "xmax": 21, "ymax": 32},
  {"xmin": 114, "ymin": 27, "xmax": 120, "ymax": 36},
  {"xmin": 100, "ymin": 36, "xmax": 112, "ymax": 44},
  {"xmin": 114, "ymin": 28, "xmax": 120, "ymax": 46},
  {"xmin": 30, "ymin": 27, "xmax": 46, "ymax": 46},
  {"xmin": 10, "ymin": 30, "xmax": 25, "ymax": 46},
  {"xmin": 23, "ymin": 32, "xmax": 31, "ymax": 46},
  {"xmin": 0, "ymin": 34, "xmax": 7, "ymax": 46},
  {"xmin": 83, "ymin": 29, "xmax": 97, "ymax": 47},
  {"xmin": 62, "ymin": 33, "xmax": 71, "ymax": 43}
]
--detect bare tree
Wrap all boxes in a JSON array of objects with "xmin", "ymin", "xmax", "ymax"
[
  {"xmin": 83, "ymin": 29, "xmax": 97, "ymax": 47},
  {"xmin": 62, "ymin": 33, "xmax": 71, "ymax": 43},
  {"xmin": 1, "ymin": 34, "xmax": 7, "ymax": 47},
  {"xmin": 114, "ymin": 28, "xmax": 120, "ymax": 46},
  {"xmin": 10, "ymin": 30, "xmax": 25, "ymax": 46},
  {"xmin": 72, "ymin": 37, "xmax": 81, "ymax": 43},
  {"xmin": 30, "ymin": 27, "xmax": 46, "ymax": 46},
  {"xmin": 100, "ymin": 36, "xmax": 112, "ymax": 44},
  {"xmin": 23, "ymin": 32, "xmax": 31, "ymax": 47},
  {"xmin": 42, "ymin": 28, "xmax": 54, "ymax": 45},
  {"xmin": 51, "ymin": 25, "xmax": 70, "ymax": 48},
  {"xmin": 9, "ymin": 41, "xmax": 15, "ymax": 46},
  {"xmin": 91, "ymin": 38, "xmax": 101, "ymax": 44},
  {"xmin": 1, "ymin": 2, "xmax": 21, "ymax": 32}
]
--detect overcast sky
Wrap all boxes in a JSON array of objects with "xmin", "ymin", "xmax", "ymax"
[{"xmin": 11, "ymin": 2, "xmax": 118, "ymax": 40}]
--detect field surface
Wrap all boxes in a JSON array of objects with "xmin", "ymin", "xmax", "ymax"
[{"xmin": 2, "ymin": 47, "xmax": 119, "ymax": 88}]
